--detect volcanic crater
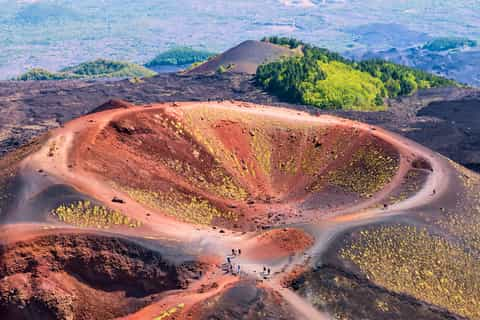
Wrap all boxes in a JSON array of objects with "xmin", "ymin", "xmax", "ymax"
[
  {"xmin": 1, "ymin": 100, "xmax": 458, "ymax": 320},
  {"xmin": 66, "ymin": 101, "xmax": 412, "ymax": 231}
]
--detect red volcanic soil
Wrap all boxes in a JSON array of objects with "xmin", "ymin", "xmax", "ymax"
[
  {"xmin": 0, "ymin": 230, "xmax": 208, "ymax": 320},
  {"xmin": 245, "ymin": 228, "xmax": 314, "ymax": 261}
]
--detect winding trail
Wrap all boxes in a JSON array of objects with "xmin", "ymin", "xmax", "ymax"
[{"xmin": 6, "ymin": 101, "xmax": 453, "ymax": 320}]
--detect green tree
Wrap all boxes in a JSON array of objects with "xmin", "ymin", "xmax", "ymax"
[
  {"xmin": 255, "ymin": 38, "xmax": 458, "ymax": 111},
  {"xmin": 385, "ymin": 79, "xmax": 401, "ymax": 97},
  {"xmin": 146, "ymin": 47, "xmax": 215, "ymax": 67}
]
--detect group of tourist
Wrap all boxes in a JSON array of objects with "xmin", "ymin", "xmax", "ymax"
[
  {"xmin": 224, "ymin": 248, "xmax": 272, "ymax": 279},
  {"xmin": 225, "ymin": 248, "xmax": 242, "ymax": 276}
]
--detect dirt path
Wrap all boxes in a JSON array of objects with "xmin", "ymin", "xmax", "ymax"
[
  {"xmin": 117, "ymin": 272, "xmax": 239, "ymax": 320},
  {"xmin": 7, "ymin": 101, "xmax": 454, "ymax": 320},
  {"xmin": 271, "ymin": 282, "xmax": 331, "ymax": 320}
]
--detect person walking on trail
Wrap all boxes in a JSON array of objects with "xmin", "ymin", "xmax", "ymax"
[{"xmin": 237, "ymin": 265, "xmax": 241, "ymax": 275}]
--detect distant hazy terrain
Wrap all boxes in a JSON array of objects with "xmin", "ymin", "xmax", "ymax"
[
  {"xmin": 0, "ymin": 0, "xmax": 479, "ymax": 81},
  {"xmin": 346, "ymin": 39, "xmax": 480, "ymax": 86}
]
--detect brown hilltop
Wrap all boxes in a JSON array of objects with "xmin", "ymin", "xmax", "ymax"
[{"xmin": 187, "ymin": 40, "xmax": 297, "ymax": 74}]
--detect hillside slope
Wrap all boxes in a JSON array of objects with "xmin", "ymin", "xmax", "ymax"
[{"xmin": 187, "ymin": 40, "xmax": 296, "ymax": 75}]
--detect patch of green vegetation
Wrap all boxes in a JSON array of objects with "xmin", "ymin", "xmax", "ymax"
[
  {"xmin": 423, "ymin": 37, "xmax": 477, "ymax": 52},
  {"xmin": 17, "ymin": 59, "xmax": 156, "ymax": 80},
  {"xmin": 146, "ymin": 47, "xmax": 215, "ymax": 67},
  {"xmin": 256, "ymin": 38, "xmax": 458, "ymax": 110},
  {"xmin": 217, "ymin": 64, "xmax": 235, "ymax": 74},
  {"xmin": 51, "ymin": 200, "xmax": 141, "ymax": 228},
  {"xmin": 163, "ymin": 159, "xmax": 248, "ymax": 201},
  {"xmin": 356, "ymin": 59, "xmax": 458, "ymax": 96},
  {"xmin": 302, "ymin": 61, "xmax": 386, "ymax": 111},
  {"xmin": 341, "ymin": 225, "xmax": 480, "ymax": 320},
  {"xmin": 124, "ymin": 187, "xmax": 237, "ymax": 226},
  {"xmin": 16, "ymin": 68, "xmax": 67, "ymax": 81},
  {"xmin": 250, "ymin": 128, "xmax": 272, "ymax": 176},
  {"xmin": 185, "ymin": 60, "xmax": 206, "ymax": 71},
  {"xmin": 153, "ymin": 303, "xmax": 185, "ymax": 320},
  {"xmin": 61, "ymin": 59, "xmax": 156, "ymax": 78},
  {"xmin": 261, "ymin": 36, "xmax": 305, "ymax": 49}
]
